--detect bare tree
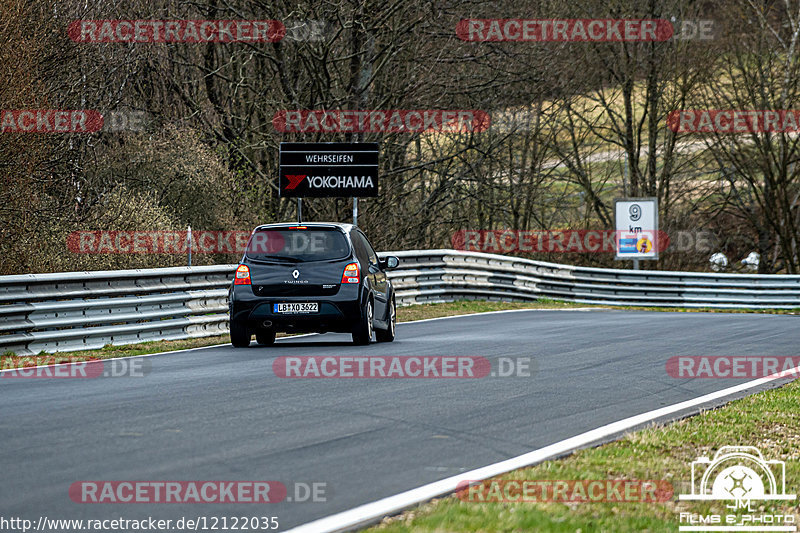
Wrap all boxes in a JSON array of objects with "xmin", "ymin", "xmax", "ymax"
[{"xmin": 697, "ymin": 0, "xmax": 800, "ymax": 273}]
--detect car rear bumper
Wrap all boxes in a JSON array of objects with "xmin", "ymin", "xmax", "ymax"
[{"xmin": 229, "ymin": 284, "xmax": 362, "ymax": 333}]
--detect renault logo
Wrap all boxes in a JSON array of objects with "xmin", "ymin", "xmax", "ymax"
[{"xmin": 292, "ymin": 269, "xmax": 300, "ymax": 279}]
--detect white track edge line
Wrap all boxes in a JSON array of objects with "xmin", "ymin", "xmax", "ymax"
[{"xmin": 284, "ymin": 370, "xmax": 796, "ymax": 533}]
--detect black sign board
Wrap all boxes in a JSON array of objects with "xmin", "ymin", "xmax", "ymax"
[{"xmin": 279, "ymin": 142, "xmax": 379, "ymax": 198}]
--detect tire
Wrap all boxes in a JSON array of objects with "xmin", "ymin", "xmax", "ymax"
[
  {"xmin": 230, "ymin": 319, "xmax": 251, "ymax": 348},
  {"xmin": 256, "ymin": 329, "xmax": 276, "ymax": 346},
  {"xmin": 375, "ymin": 298, "xmax": 396, "ymax": 343},
  {"xmin": 352, "ymin": 298, "xmax": 374, "ymax": 345}
]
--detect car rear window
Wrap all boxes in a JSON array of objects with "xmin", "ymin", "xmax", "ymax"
[{"xmin": 245, "ymin": 228, "xmax": 350, "ymax": 262}]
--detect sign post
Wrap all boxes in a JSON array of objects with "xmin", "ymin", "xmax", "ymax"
[
  {"xmin": 614, "ymin": 198, "xmax": 659, "ymax": 268},
  {"xmin": 279, "ymin": 142, "xmax": 379, "ymax": 226},
  {"xmin": 187, "ymin": 225, "xmax": 192, "ymax": 266}
]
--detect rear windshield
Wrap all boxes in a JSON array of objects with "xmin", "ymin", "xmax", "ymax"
[{"xmin": 245, "ymin": 228, "xmax": 350, "ymax": 262}]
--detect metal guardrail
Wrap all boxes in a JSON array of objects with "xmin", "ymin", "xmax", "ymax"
[
  {"xmin": 1, "ymin": 249, "xmax": 798, "ymax": 355},
  {"xmin": 388, "ymin": 250, "xmax": 800, "ymax": 309},
  {"xmin": 0, "ymin": 266, "xmax": 232, "ymax": 355}
]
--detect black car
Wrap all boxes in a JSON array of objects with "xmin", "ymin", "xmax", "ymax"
[{"xmin": 228, "ymin": 222, "xmax": 399, "ymax": 347}]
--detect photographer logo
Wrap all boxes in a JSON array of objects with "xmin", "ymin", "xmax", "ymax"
[{"xmin": 678, "ymin": 446, "xmax": 795, "ymax": 532}]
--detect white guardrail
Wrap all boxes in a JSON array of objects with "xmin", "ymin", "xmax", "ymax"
[{"xmin": 2, "ymin": 249, "xmax": 799, "ymax": 355}]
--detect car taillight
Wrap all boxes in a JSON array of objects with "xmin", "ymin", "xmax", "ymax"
[
  {"xmin": 341, "ymin": 262, "xmax": 360, "ymax": 284},
  {"xmin": 234, "ymin": 264, "xmax": 251, "ymax": 285}
]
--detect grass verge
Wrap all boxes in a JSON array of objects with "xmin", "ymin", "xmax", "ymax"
[{"xmin": 366, "ymin": 379, "xmax": 800, "ymax": 532}]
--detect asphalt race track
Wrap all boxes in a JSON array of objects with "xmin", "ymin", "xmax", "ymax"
[{"xmin": 2, "ymin": 309, "xmax": 798, "ymax": 531}]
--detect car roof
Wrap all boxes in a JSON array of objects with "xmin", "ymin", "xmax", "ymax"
[{"xmin": 253, "ymin": 221, "xmax": 356, "ymax": 232}]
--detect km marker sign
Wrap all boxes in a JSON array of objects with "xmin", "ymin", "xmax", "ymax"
[{"xmin": 279, "ymin": 142, "xmax": 379, "ymax": 198}]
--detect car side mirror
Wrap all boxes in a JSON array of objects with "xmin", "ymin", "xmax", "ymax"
[{"xmin": 381, "ymin": 256, "xmax": 399, "ymax": 270}]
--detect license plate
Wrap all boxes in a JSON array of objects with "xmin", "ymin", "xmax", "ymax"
[{"xmin": 273, "ymin": 302, "xmax": 319, "ymax": 314}]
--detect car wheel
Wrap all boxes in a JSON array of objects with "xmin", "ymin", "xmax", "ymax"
[
  {"xmin": 352, "ymin": 299, "xmax": 374, "ymax": 345},
  {"xmin": 230, "ymin": 319, "xmax": 251, "ymax": 348},
  {"xmin": 256, "ymin": 329, "xmax": 276, "ymax": 346},
  {"xmin": 375, "ymin": 298, "xmax": 396, "ymax": 343}
]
